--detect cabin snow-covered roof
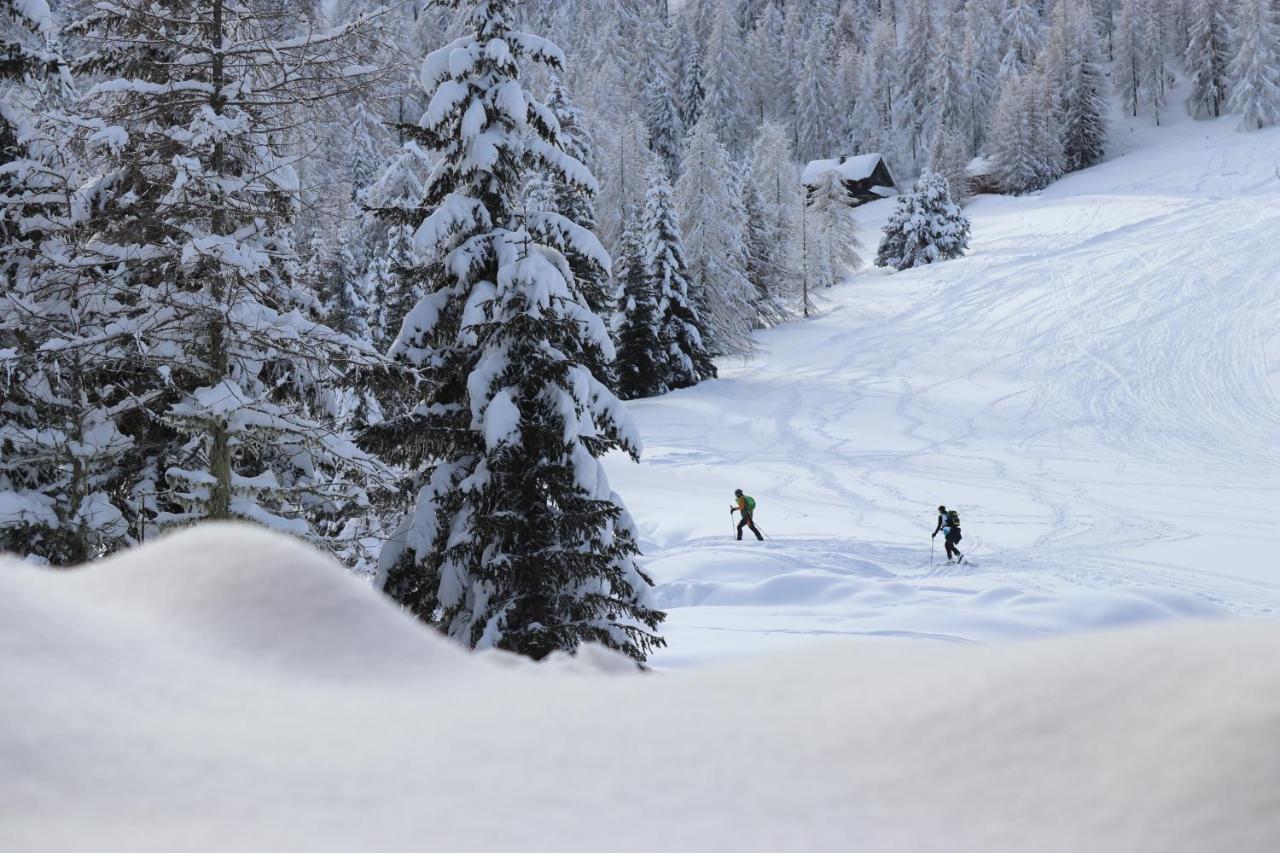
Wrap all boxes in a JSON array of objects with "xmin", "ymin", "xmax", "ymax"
[{"xmin": 801, "ymin": 154, "xmax": 885, "ymax": 185}]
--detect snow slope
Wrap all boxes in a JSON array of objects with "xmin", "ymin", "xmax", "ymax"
[
  {"xmin": 3, "ymin": 524, "xmax": 1279, "ymax": 853},
  {"xmin": 604, "ymin": 116, "xmax": 1280, "ymax": 666}
]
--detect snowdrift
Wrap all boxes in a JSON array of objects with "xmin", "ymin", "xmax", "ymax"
[{"xmin": 3, "ymin": 525, "xmax": 1278, "ymax": 853}]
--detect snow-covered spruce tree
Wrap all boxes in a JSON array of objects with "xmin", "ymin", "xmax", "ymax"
[
  {"xmin": 894, "ymin": 0, "xmax": 933, "ymax": 171},
  {"xmin": 849, "ymin": 14, "xmax": 895, "ymax": 157},
  {"xmin": 641, "ymin": 161, "xmax": 715, "ymax": 390},
  {"xmin": 613, "ymin": 210, "xmax": 664, "ymax": 400},
  {"xmin": 1002, "ymin": 0, "xmax": 1044, "ymax": 75},
  {"xmin": 675, "ymin": 14, "xmax": 705, "ymax": 130},
  {"xmin": 0, "ymin": 1, "xmax": 137, "ymax": 564},
  {"xmin": 642, "ymin": 22, "xmax": 683, "ymax": 181},
  {"xmin": 739, "ymin": 158, "xmax": 791, "ymax": 327},
  {"xmin": 1041, "ymin": 0, "xmax": 1107, "ymax": 173},
  {"xmin": 374, "ymin": 0, "xmax": 664, "ymax": 662},
  {"xmin": 794, "ymin": 23, "xmax": 836, "ymax": 163},
  {"xmin": 803, "ymin": 165, "xmax": 863, "ymax": 291},
  {"xmin": 928, "ymin": 2, "xmax": 969, "ymax": 159},
  {"xmin": 961, "ymin": 0, "xmax": 1002, "ymax": 156},
  {"xmin": 875, "ymin": 170, "xmax": 971, "ymax": 271},
  {"xmin": 1226, "ymin": 0, "xmax": 1280, "ymax": 131},
  {"xmin": 1184, "ymin": 0, "xmax": 1231, "ymax": 118},
  {"xmin": 989, "ymin": 69, "xmax": 1064, "ymax": 194},
  {"xmin": 749, "ymin": 120, "xmax": 802, "ymax": 307},
  {"xmin": 1113, "ymin": 0, "xmax": 1142, "ymax": 116},
  {"xmin": 543, "ymin": 75, "xmax": 611, "ymax": 318},
  {"xmin": 66, "ymin": 1, "xmax": 388, "ymax": 545},
  {"xmin": 699, "ymin": 0, "xmax": 747, "ymax": 153},
  {"xmin": 675, "ymin": 115, "xmax": 754, "ymax": 358},
  {"xmin": 1137, "ymin": 0, "xmax": 1170, "ymax": 124}
]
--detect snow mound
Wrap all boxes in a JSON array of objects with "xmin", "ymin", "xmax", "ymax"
[
  {"xmin": 0, "ymin": 523, "xmax": 470, "ymax": 681},
  {"xmin": 2, "ymin": 527, "xmax": 1279, "ymax": 852}
]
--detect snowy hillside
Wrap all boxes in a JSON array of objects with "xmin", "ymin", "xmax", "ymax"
[
  {"xmin": 3, "ymin": 524, "xmax": 1279, "ymax": 853},
  {"xmin": 604, "ymin": 115, "xmax": 1280, "ymax": 667}
]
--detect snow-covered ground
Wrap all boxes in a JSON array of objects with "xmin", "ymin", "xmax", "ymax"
[
  {"xmin": 605, "ymin": 114, "xmax": 1280, "ymax": 667},
  {"xmin": 5, "ymin": 112, "xmax": 1280, "ymax": 853},
  {"xmin": 4, "ymin": 525, "xmax": 1278, "ymax": 853}
]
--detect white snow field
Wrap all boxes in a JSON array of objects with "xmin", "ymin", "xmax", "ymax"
[
  {"xmin": 3, "ymin": 524, "xmax": 1279, "ymax": 853},
  {"xmin": 605, "ymin": 115, "xmax": 1280, "ymax": 667}
]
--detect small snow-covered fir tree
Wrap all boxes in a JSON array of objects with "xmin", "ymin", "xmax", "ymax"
[
  {"xmin": 1184, "ymin": 0, "xmax": 1231, "ymax": 118},
  {"xmin": 374, "ymin": 0, "xmax": 664, "ymax": 663},
  {"xmin": 1226, "ymin": 0, "xmax": 1280, "ymax": 131},
  {"xmin": 876, "ymin": 170, "xmax": 972, "ymax": 270},
  {"xmin": 642, "ymin": 161, "xmax": 716, "ymax": 390},
  {"xmin": 675, "ymin": 115, "xmax": 755, "ymax": 357}
]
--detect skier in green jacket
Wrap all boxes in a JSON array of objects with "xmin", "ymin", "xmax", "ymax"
[{"xmin": 731, "ymin": 489, "xmax": 764, "ymax": 541}]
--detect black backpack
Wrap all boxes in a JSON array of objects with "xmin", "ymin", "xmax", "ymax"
[{"xmin": 946, "ymin": 509, "xmax": 960, "ymax": 527}]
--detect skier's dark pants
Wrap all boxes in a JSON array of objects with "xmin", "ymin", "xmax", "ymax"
[
  {"xmin": 945, "ymin": 528, "xmax": 963, "ymax": 560},
  {"xmin": 738, "ymin": 513, "xmax": 763, "ymax": 541}
]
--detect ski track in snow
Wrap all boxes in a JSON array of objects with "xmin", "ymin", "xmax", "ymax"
[{"xmin": 606, "ymin": 118, "xmax": 1280, "ymax": 667}]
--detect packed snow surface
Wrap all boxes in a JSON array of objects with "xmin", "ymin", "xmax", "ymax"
[
  {"xmin": 606, "ymin": 115, "xmax": 1280, "ymax": 667},
  {"xmin": 3, "ymin": 524, "xmax": 1278, "ymax": 853}
]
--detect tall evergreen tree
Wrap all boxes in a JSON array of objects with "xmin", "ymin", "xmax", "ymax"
[
  {"xmin": 64, "ymin": 0, "xmax": 388, "ymax": 545},
  {"xmin": 613, "ymin": 210, "xmax": 663, "ymax": 399},
  {"xmin": 0, "ymin": 1, "xmax": 137, "ymax": 564},
  {"xmin": 1184, "ymin": 0, "xmax": 1231, "ymax": 118},
  {"xmin": 1226, "ymin": 0, "xmax": 1280, "ymax": 130},
  {"xmin": 961, "ymin": 0, "xmax": 1003, "ymax": 155},
  {"xmin": 699, "ymin": 0, "xmax": 748, "ymax": 152},
  {"xmin": 374, "ymin": 0, "xmax": 664, "ymax": 662},
  {"xmin": 750, "ymin": 119, "xmax": 802, "ymax": 315},
  {"xmin": 641, "ymin": 162, "xmax": 716, "ymax": 390},
  {"xmin": 895, "ymin": 0, "xmax": 934, "ymax": 171},
  {"xmin": 739, "ymin": 159, "xmax": 791, "ymax": 327},
  {"xmin": 675, "ymin": 116, "xmax": 755, "ymax": 357},
  {"xmin": 675, "ymin": 14, "xmax": 706, "ymax": 130},
  {"xmin": 794, "ymin": 23, "xmax": 837, "ymax": 161},
  {"xmin": 990, "ymin": 70, "xmax": 1064, "ymax": 193}
]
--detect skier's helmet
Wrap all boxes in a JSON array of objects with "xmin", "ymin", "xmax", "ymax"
[{"xmin": 735, "ymin": 489, "xmax": 744, "ymax": 496}]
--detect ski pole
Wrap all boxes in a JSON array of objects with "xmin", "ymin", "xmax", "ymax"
[{"xmin": 930, "ymin": 536, "xmax": 934, "ymax": 566}]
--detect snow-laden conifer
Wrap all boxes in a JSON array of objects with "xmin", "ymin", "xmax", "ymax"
[
  {"xmin": 374, "ymin": 0, "xmax": 664, "ymax": 663},
  {"xmin": 64, "ymin": 0, "xmax": 388, "ymax": 546},
  {"xmin": 675, "ymin": 116, "xmax": 755, "ymax": 357},
  {"xmin": 739, "ymin": 158, "xmax": 792, "ymax": 327},
  {"xmin": 699, "ymin": 0, "xmax": 747, "ymax": 152},
  {"xmin": 1227, "ymin": 0, "xmax": 1280, "ymax": 131},
  {"xmin": 990, "ymin": 70, "xmax": 1064, "ymax": 193},
  {"xmin": 794, "ymin": 23, "xmax": 836, "ymax": 163},
  {"xmin": 875, "ymin": 170, "xmax": 972, "ymax": 270},
  {"xmin": 613, "ymin": 210, "xmax": 664, "ymax": 400},
  {"xmin": 640, "ymin": 162, "xmax": 715, "ymax": 391},
  {"xmin": 1184, "ymin": 0, "xmax": 1231, "ymax": 119}
]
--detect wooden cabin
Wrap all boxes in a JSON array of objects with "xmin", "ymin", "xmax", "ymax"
[{"xmin": 801, "ymin": 154, "xmax": 897, "ymax": 207}]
